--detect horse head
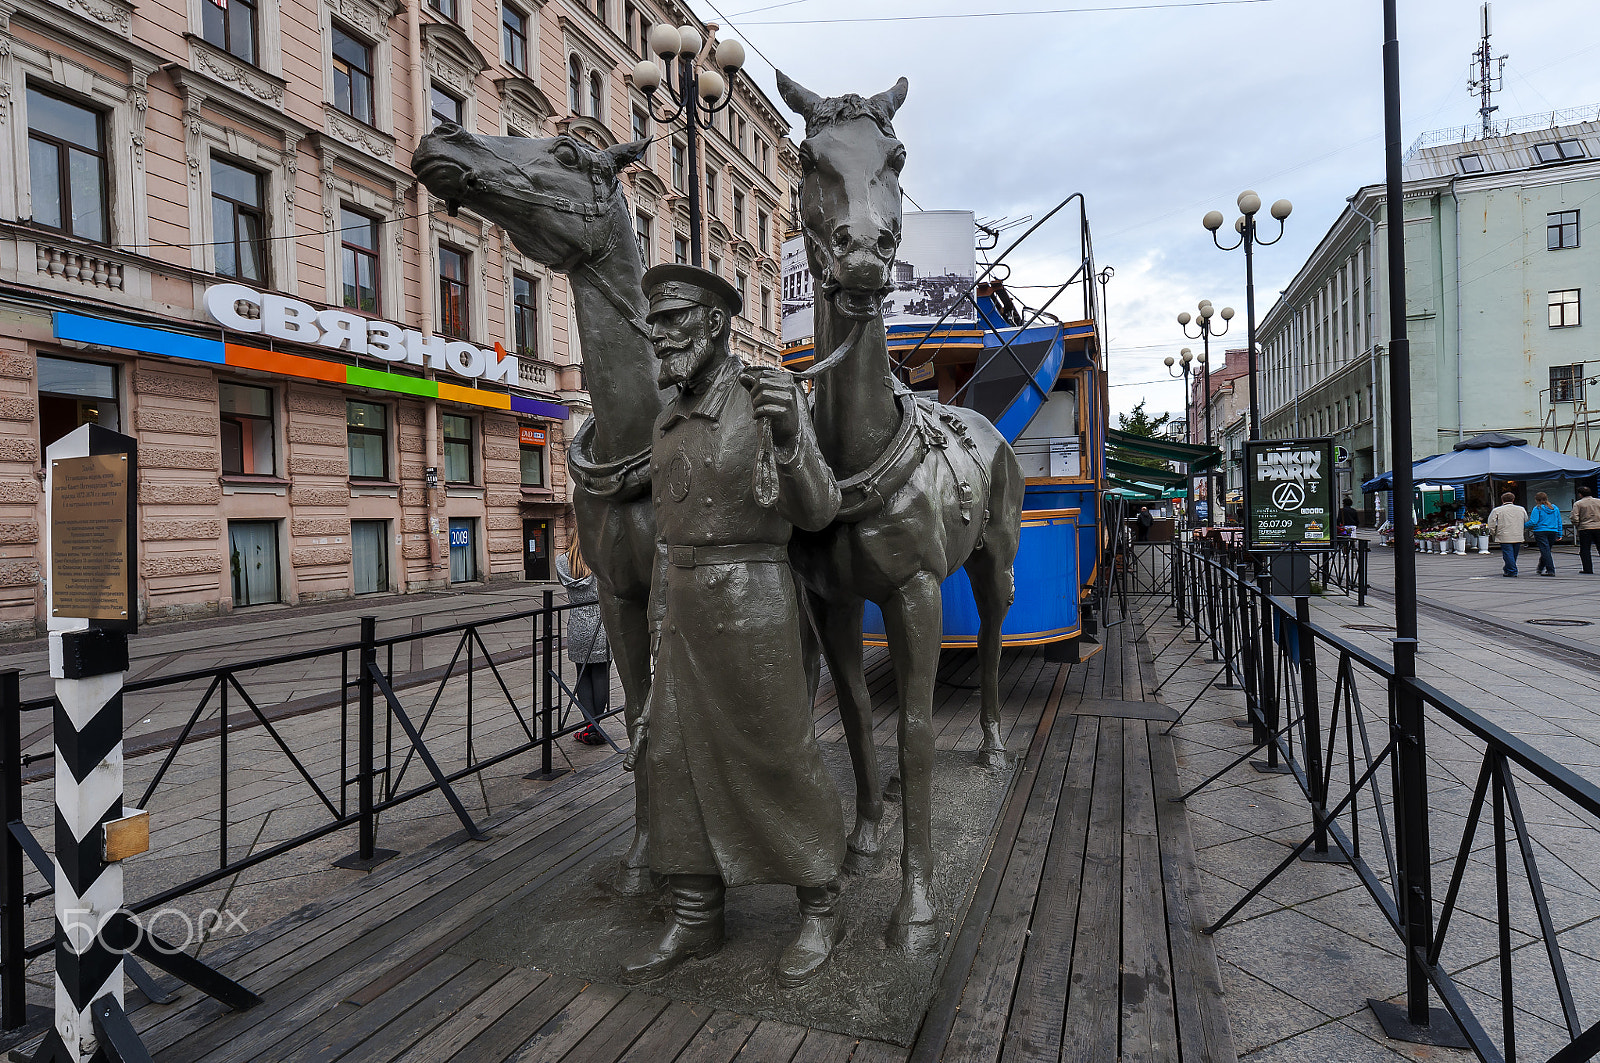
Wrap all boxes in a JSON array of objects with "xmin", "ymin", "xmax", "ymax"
[
  {"xmin": 411, "ymin": 124, "xmax": 650, "ymax": 269},
  {"xmin": 776, "ymin": 72, "xmax": 908, "ymax": 321}
]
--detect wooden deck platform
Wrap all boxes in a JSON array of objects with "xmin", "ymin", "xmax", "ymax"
[{"xmin": 58, "ymin": 614, "xmax": 1234, "ymax": 1063}]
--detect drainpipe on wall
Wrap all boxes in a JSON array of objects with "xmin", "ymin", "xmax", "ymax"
[
  {"xmin": 1452, "ymin": 177, "xmax": 1465, "ymax": 442},
  {"xmin": 406, "ymin": 0, "xmax": 444, "ymax": 583}
]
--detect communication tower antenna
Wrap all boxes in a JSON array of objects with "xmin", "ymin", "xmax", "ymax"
[{"xmin": 1468, "ymin": 2, "xmax": 1508, "ymax": 139}]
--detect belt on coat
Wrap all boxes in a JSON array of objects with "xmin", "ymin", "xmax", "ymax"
[{"xmin": 667, "ymin": 542, "xmax": 789, "ymax": 568}]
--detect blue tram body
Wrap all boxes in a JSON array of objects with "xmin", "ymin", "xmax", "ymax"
[{"xmin": 784, "ymin": 283, "xmax": 1108, "ymax": 662}]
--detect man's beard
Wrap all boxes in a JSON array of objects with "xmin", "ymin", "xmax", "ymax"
[{"xmin": 656, "ymin": 336, "xmax": 715, "ymax": 387}]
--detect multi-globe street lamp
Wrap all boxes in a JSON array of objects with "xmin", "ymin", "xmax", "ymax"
[
  {"xmin": 631, "ymin": 25, "xmax": 746, "ymax": 268},
  {"xmin": 1179, "ymin": 300, "xmax": 1233, "ymax": 523},
  {"xmin": 1164, "ymin": 347, "xmax": 1199, "ymax": 521},
  {"xmin": 1203, "ymin": 191, "xmax": 1291, "ymax": 441}
]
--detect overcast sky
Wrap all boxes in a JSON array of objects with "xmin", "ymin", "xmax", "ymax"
[{"xmin": 688, "ymin": 0, "xmax": 1600, "ymax": 421}]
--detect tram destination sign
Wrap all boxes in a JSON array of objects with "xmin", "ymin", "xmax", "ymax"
[{"xmin": 1243, "ymin": 437, "xmax": 1335, "ymax": 552}]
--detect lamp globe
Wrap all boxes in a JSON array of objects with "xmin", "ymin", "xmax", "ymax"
[
  {"xmin": 632, "ymin": 60, "xmax": 662, "ymax": 93},
  {"xmin": 649, "ymin": 23, "xmax": 681, "ymax": 58}
]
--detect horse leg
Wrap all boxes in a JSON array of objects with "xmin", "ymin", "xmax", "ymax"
[
  {"xmin": 813, "ymin": 591, "xmax": 885, "ymax": 873},
  {"xmin": 965, "ymin": 545, "xmax": 1014, "ymax": 770},
  {"xmin": 882, "ymin": 570, "xmax": 941, "ymax": 952},
  {"xmin": 599, "ymin": 588, "xmax": 655, "ymax": 895}
]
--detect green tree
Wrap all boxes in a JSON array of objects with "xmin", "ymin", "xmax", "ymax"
[{"xmin": 1115, "ymin": 400, "xmax": 1174, "ymax": 470}]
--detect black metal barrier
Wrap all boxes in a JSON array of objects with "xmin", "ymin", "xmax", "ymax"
[
  {"xmin": 1162, "ymin": 535, "xmax": 1600, "ymax": 1062},
  {"xmin": 1, "ymin": 591, "xmax": 619, "ymax": 1031}
]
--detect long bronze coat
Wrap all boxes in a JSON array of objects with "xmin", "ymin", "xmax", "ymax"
[{"xmin": 645, "ymin": 354, "xmax": 846, "ymax": 888}]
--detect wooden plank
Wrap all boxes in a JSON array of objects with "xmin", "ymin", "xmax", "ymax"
[
  {"xmin": 502, "ymin": 982, "xmax": 630, "ymax": 1063},
  {"xmin": 390, "ymin": 967, "xmax": 550, "ymax": 1063},
  {"xmin": 615, "ymin": 1001, "xmax": 715, "ymax": 1062},
  {"xmin": 443, "ymin": 975, "xmax": 591, "ymax": 1062},
  {"xmin": 848, "ymin": 1041, "xmax": 908, "ymax": 1063},
  {"xmin": 730, "ymin": 1018, "xmax": 808, "ymax": 1061},
  {"xmin": 1133, "ymin": 610, "xmax": 1162, "ymax": 702},
  {"xmin": 268, "ymin": 952, "xmax": 476, "ymax": 1063},
  {"xmin": 1149, "ymin": 727, "xmax": 1238, "ymax": 1063},
  {"xmin": 668, "ymin": 1011, "xmax": 759, "ymax": 1063},
  {"xmin": 545, "ymin": 990, "xmax": 669, "ymax": 1063},
  {"xmin": 789, "ymin": 1028, "xmax": 861, "ymax": 1063},
  {"xmin": 1122, "ymin": 719, "xmax": 1158, "ymax": 839},
  {"xmin": 1069, "ymin": 698, "xmax": 1177, "ymax": 723},
  {"xmin": 997, "ymin": 715, "xmax": 1100, "ymax": 1063},
  {"xmin": 1059, "ymin": 715, "xmax": 1123, "ymax": 1062},
  {"xmin": 1120, "ymin": 832, "xmax": 1178, "ymax": 1063}
]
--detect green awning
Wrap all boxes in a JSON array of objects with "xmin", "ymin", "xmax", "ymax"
[
  {"xmin": 1107, "ymin": 428, "xmax": 1221, "ymax": 472},
  {"xmin": 1105, "ymin": 457, "xmax": 1190, "ymax": 488},
  {"xmin": 1106, "ymin": 475, "xmax": 1187, "ymax": 499}
]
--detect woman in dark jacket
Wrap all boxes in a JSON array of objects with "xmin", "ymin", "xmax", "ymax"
[{"xmin": 555, "ymin": 534, "xmax": 611, "ymax": 743}]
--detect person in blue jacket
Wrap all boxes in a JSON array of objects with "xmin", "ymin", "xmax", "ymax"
[{"xmin": 1525, "ymin": 491, "xmax": 1564, "ymax": 576}]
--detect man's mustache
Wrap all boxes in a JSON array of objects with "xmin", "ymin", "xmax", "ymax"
[{"xmin": 653, "ymin": 341, "xmax": 693, "ymax": 356}]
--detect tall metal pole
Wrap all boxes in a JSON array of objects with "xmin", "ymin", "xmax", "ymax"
[
  {"xmin": 683, "ymin": 58, "xmax": 704, "ymax": 267},
  {"xmin": 1202, "ymin": 329, "xmax": 1216, "ymax": 519},
  {"xmin": 1244, "ymin": 222, "xmax": 1260, "ymax": 440}
]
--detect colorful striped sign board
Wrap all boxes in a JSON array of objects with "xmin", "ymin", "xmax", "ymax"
[{"xmin": 52, "ymin": 313, "xmax": 570, "ymax": 420}]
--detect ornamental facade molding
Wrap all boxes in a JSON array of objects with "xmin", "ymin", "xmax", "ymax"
[
  {"xmin": 421, "ymin": 21, "xmax": 487, "ymax": 97},
  {"xmin": 187, "ymin": 35, "xmax": 286, "ymax": 107}
]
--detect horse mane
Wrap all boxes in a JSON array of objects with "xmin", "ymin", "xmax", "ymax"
[{"xmin": 802, "ymin": 94, "xmax": 898, "ymax": 139}]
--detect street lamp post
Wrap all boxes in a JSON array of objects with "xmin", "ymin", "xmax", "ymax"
[
  {"xmin": 1164, "ymin": 348, "xmax": 1197, "ymax": 521},
  {"xmin": 632, "ymin": 25, "xmax": 746, "ymax": 268},
  {"xmin": 1204, "ymin": 193, "xmax": 1291, "ymax": 440},
  {"xmin": 1179, "ymin": 300, "xmax": 1234, "ymax": 523}
]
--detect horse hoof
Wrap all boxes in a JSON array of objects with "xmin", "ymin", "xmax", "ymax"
[
  {"xmin": 975, "ymin": 747, "xmax": 1009, "ymax": 772},
  {"xmin": 883, "ymin": 776, "xmax": 903, "ymax": 803},
  {"xmin": 613, "ymin": 864, "xmax": 659, "ymax": 897},
  {"xmin": 886, "ymin": 916, "xmax": 941, "ymax": 954},
  {"xmin": 843, "ymin": 847, "xmax": 882, "ymax": 876}
]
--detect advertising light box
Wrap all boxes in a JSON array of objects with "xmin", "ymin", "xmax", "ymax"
[{"xmin": 1243, "ymin": 437, "xmax": 1336, "ymax": 552}]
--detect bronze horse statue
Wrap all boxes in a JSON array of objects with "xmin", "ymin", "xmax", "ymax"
[
  {"xmin": 777, "ymin": 73, "xmax": 1024, "ymax": 950},
  {"xmin": 411, "ymin": 125, "xmax": 660, "ymax": 894}
]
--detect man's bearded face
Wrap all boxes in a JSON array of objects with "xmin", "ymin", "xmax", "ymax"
[{"xmin": 649, "ymin": 304, "xmax": 722, "ymax": 387}]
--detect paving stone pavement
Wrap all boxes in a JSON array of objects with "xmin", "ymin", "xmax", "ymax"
[{"xmin": 1143, "ymin": 557, "xmax": 1600, "ymax": 1062}]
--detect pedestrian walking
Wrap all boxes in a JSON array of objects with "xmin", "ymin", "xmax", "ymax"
[
  {"xmin": 555, "ymin": 534, "xmax": 611, "ymax": 744},
  {"xmin": 1574, "ymin": 485, "xmax": 1600, "ymax": 575},
  {"xmin": 1337, "ymin": 496, "xmax": 1360, "ymax": 536},
  {"xmin": 1135, "ymin": 505, "xmax": 1154, "ymax": 542},
  {"xmin": 1487, "ymin": 492, "xmax": 1529, "ymax": 577},
  {"xmin": 1526, "ymin": 491, "xmax": 1563, "ymax": 577}
]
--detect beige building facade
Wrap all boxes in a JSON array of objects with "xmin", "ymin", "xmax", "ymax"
[{"xmin": 0, "ymin": 0, "xmax": 794, "ymax": 638}]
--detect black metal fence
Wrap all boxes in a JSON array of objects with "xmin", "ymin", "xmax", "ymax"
[
  {"xmin": 1162, "ymin": 535, "xmax": 1600, "ymax": 1063},
  {"xmin": 0, "ymin": 592, "xmax": 621, "ymax": 1031}
]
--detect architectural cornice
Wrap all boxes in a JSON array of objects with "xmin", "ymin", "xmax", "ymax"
[
  {"xmin": 186, "ymin": 34, "xmax": 286, "ymax": 109},
  {"xmin": 421, "ymin": 21, "xmax": 488, "ymax": 96}
]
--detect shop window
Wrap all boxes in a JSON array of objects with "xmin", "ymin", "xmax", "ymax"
[
  {"xmin": 37, "ymin": 355, "xmax": 119, "ymax": 455},
  {"xmin": 438, "ymin": 245, "xmax": 468, "ymax": 338},
  {"xmin": 520, "ymin": 435, "xmax": 545, "ymax": 486},
  {"xmin": 27, "ymin": 86, "xmax": 108, "ymax": 244},
  {"xmin": 347, "ymin": 400, "xmax": 389, "ymax": 479},
  {"xmin": 430, "ymin": 84, "xmax": 462, "ymax": 129},
  {"xmin": 1549, "ymin": 289, "xmax": 1581, "ymax": 329},
  {"xmin": 340, "ymin": 208, "xmax": 381, "ymax": 313},
  {"xmin": 229, "ymin": 520, "xmax": 281, "ymax": 606},
  {"xmin": 502, "ymin": 3, "xmax": 529, "ymax": 74},
  {"xmin": 203, "ymin": 0, "xmax": 257, "ymax": 64},
  {"xmin": 1548, "ymin": 210, "xmax": 1580, "ymax": 251},
  {"xmin": 212, "ymin": 158, "xmax": 268, "ymax": 283},
  {"xmin": 219, "ymin": 381, "xmax": 275, "ymax": 475},
  {"xmin": 352, "ymin": 520, "xmax": 389, "ymax": 595},
  {"xmin": 442, "ymin": 413, "xmax": 474, "ymax": 483},
  {"xmin": 332, "ymin": 25, "xmax": 375, "ymax": 126},
  {"xmin": 513, "ymin": 273, "xmax": 539, "ymax": 358},
  {"xmin": 448, "ymin": 518, "xmax": 477, "ymax": 583}
]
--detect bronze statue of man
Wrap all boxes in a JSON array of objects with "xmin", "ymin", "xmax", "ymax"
[{"xmin": 619, "ymin": 264, "xmax": 847, "ymax": 989}]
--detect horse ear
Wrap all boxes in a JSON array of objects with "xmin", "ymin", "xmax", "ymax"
[
  {"xmin": 604, "ymin": 138, "xmax": 652, "ymax": 174},
  {"xmin": 776, "ymin": 70, "xmax": 823, "ymax": 122},
  {"xmin": 872, "ymin": 77, "xmax": 909, "ymax": 117}
]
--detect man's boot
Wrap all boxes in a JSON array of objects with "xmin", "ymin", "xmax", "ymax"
[
  {"xmin": 618, "ymin": 874, "xmax": 724, "ymax": 984},
  {"xmin": 777, "ymin": 881, "xmax": 844, "ymax": 988}
]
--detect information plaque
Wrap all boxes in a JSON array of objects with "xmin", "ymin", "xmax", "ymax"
[
  {"xmin": 1243, "ymin": 437, "xmax": 1336, "ymax": 552},
  {"xmin": 51, "ymin": 452, "xmax": 132, "ymax": 621}
]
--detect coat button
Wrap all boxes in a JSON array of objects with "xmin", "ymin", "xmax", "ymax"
[
  {"xmin": 716, "ymin": 623, "xmax": 725, "ymax": 633},
  {"xmin": 704, "ymin": 457, "xmax": 712, "ymax": 466},
  {"xmin": 704, "ymin": 496, "xmax": 713, "ymax": 505}
]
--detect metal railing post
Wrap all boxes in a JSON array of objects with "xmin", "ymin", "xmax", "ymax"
[
  {"xmin": 1256, "ymin": 571, "xmax": 1284, "ymax": 772},
  {"xmin": 1, "ymin": 670, "xmax": 24, "ymax": 1031},
  {"xmin": 1358, "ymin": 539, "xmax": 1370, "ymax": 607},
  {"xmin": 335, "ymin": 616, "xmax": 396, "ymax": 869},
  {"xmin": 1393, "ymin": 645, "xmax": 1437, "ymax": 1026},
  {"xmin": 1296, "ymin": 596, "xmax": 1331, "ymax": 856},
  {"xmin": 531, "ymin": 590, "xmax": 569, "ymax": 781},
  {"xmin": 1173, "ymin": 540, "xmax": 1186, "ymax": 625},
  {"xmin": 1237, "ymin": 567, "xmax": 1261, "ymax": 734},
  {"xmin": 1216, "ymin": 560, "xmax": 1237, "ymax": 687}
]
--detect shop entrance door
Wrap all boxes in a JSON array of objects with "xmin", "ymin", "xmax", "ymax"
[
  {"xmin": 352, "ymin": 520, "xmax": 389, "ymax": 595},
  {"xmin": 229, "ymin": 520, "xmax": 281, "ymax": 607},
  {"xmin": 523, "ymin": 520, "xmax": 550, "ymax": 580},
  {"xmin": 448, "ymin": 519, "xmax": 477, "ymax": 583}
]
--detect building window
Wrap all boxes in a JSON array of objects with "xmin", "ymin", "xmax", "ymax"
[
  {"xmin": 520, "ymin": 435, "xmax": 545, "ymax": 485},
  {"xmin": 1548, "ymin": 210, "xmax": 1580, "ymax": 251},
  {"xmin": 592, "ymin": 0, "xmax": 606, "ymax": 22},
  {"xmin": 27, "ymin": 87, "xmax": 108, "ymax": 244},
  {"xmin": 759, "ymin": 139, "xmax": 770, "ymax": 175},
  {"xmin": 671, "ymin": 142, "xmax": 686, "ymax": 190},
  {"xmin": 624, "ymin": 2, "xmax": 641, "ymax": 56},
  {"xmin": 502, "ymin": 4, "xmax": 529, "ymax": 73},
  {"xmin": 442, "ymin": 413, "xmax": 474, "ymax": 483},
  {"xmin": 635, "ymin": 211, "xmax": 652, "ymax": 265},
  {"xmin": 588, "ymin": 71, "xmax": 604, "ymax": 118},
  {"xmin": 735, "ymin": 270, "xmax": 747, "ymax": 316},
  {"xmin": 1535, "ymin": 139, "xmax": 1586, "ymax": 164},
  {"xmin": 202, "ymin": 0, "xmax": 257, "ymax": 64},
  {"xmin": 757, "ymin": 208, "xmax": 769, "ymax": 252},
  {"xmin": 332, "ymin": 26, "xmax": 375, "ymax": 125},
  {"xmin": 673, "ymin": 234, "xmax": 688, "ymax": 264},
  {"xmin": 708, "ymin": 252, "xmax": 720, "ymax": 278},
  {"xmin": 430, "ymin": 84, "xmax": 462, "ymax": 129},
  {"xmin": 706, "ymin": 169, "xmax": 717, "ymax": 215},
  {"xmin": 448, "ymin": 518, "xmax": 477, "ymax": 583},
  {"xmin": 219, "ymin": 381, "xmax": 275, "ymax": 475},
  {"xmin": 735, "ymin": 115, "xmax": 746, "ymax": 153},
  {"xmin": 513, "ymin": 273, "xmax": 539, "ymax": 357},
  {"xmin": 1551, "ymin": 364, "xmax": 1586, "ymax": 403},
  {"xmin": 732, "ymin": 188, "xmax": 745, "ymax": 236},
  {"xmin": 352, "ymin": 520, "xmax": 390, "ymax": 595},
  {"xmin": 38, "ymin": 356, "xmax": 118, "ymax": 455},
  {"xmin": 229, "ymin": 521, "xmax": 281, "ymax": 607},
  {"xmin": 631, "ymin": 105, "xmax": 649, "ymax": 143},
  {"xmin": 760, "ymin": 286, "xmax": 771, "ymax": 331},
  {"xmin": 347, "ymin": 400, "xmax": 389, "ymax": 479},
  {"xmin": 568, "ymin": 55, "xmax": 582, "ymax": 114},
  {"xmin": 340, "ymin": 208, "xmax": 381, "ymax": 313},
  {"xmin": 1455, "ymin": 153, "xmax": 1484, "ymax": 175},
  {"xmin": 438, "ymin": 245, "xmax": 468, "ymax": 338},
  {"xmin": 211, "ymin": 158, "xmax": 267, "ymax": 282},
  {"xmin": 428, "ymin": 0, "xmax": 456, "ymax": 21},
  {"xmin": 1549, "ymin": 289, "xmax": 1581, "ymax": 328}
]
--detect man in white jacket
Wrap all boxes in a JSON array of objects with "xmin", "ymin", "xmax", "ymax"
[{"xmin": 1487, "ymin": 492, "xmax": 1530, "ymax": 577}]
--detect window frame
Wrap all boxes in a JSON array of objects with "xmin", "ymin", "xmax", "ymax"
[
  {"xmin": 339, "ymin": 206, "xmax": 382, "ymax": 313},
  {"xmin": 428, "ymin": 0, "xmax": 458, "ymax": 21},
  {"xmin": 219, "ymin": 380, "xmax": 277, "ymax": 477},
  {"xmin": 1549, "ymin": 289, "xmax": 1581, "ymax": 329},
  {"xmin": 430, "ymin": 83, "xmax": 463, "ymax": 129},
  {"xmin": 513, "ymin": 272, "xmax": 540, "ymax": 358},
  {"xmin": 1550, "ymin": 363, "xmax": 1586, "ymax": 403},
  {"xmin": 331, "ymin": 23, "xmax": 377, "ymax": 126},
  {"xmin": 673, "ymin": 234, "xmax": 689, "ymax": 265},
  {"xmin": 760, "ymin": 285, "xmax": 771, "ymax": 331},
  {"xmin": 502, "ymin": 3, "xmax": 529, "ymax": 73},
  {"xmin": 442, "ymin": 412, "xmax": 475, "ymax": 484},
  {"xmin": 671, "ymin": 141, "xmax": 686, "ymax": 191},
  {"xmin": 438, "ymin": 244, "xmax": 470, "ymax": 339},
  {"xmin": 631, "ymin": 104, "xmax": 649, "ymax": 143},
  {"xmin": 37, "ymin": 355, "xmax": 120, "ymax": 459},
  {"xmin": 732, "ymin": 187, "xmax": 745, "ymax": 236},
  {"xmin": 735, "ymin": 270, "xmax": 748, "ymax": 317},
  {"xmin": 26, "ymin": 85, "xmax": 110, "ymax": 244},
  {"xmin": 346, "ymin": 400, "xmax": 391, "ymax": 481},
  {"xmin": 588, "ymin": 70, "xmax": 605, "ymax": 119},
  {"xmin": 757, "ymin": 207, "xmax": 769, "ymax": 252},
  {"xmin": 202, "ymin": 0, "xmax": 259, "ymax": 66},
  {"xmin": 569, "ymin": 55, "xmax": 583, "ymax": 114},
  {"xmin": 1548, "ymin": 210, "xmax": 1580, "ymax": 251},
  {"xmin": 1455, "ymin": 153, "xmax": 1484, "ymax": 174},
  {"xmin": 635, "ymin": 211, "xmax": 652, "ymax": 265},
  {"xmin": 520, "ymin": 438, "xmax": 546, "ymax": 486},
  {"xmin": 1535, "ymin": 138, "xmax": 1587, "ymax": 164},
  {"xmin": 705, "ymin": 168, "xmax": 717, "ymax": 216},
  {"xmin": 210, "ymin": 156, "xmax": 269, "ymax": 283}
]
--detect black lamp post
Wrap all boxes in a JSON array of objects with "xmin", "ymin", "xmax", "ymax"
[
  {"xmin": 1180, "ymin": 300, "xmax": 1233, "ymax": 522},
  {"xmin": 632, "ymin": 24, "xmax": 746, "ymax": 268},
  {"xmin": 1204, "ymin": 193, "xmax": 1291, "ymax": 440},
  {"xmin": 1164, "ymin": 348, "xmax": 1197, "ymax": 519}
]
